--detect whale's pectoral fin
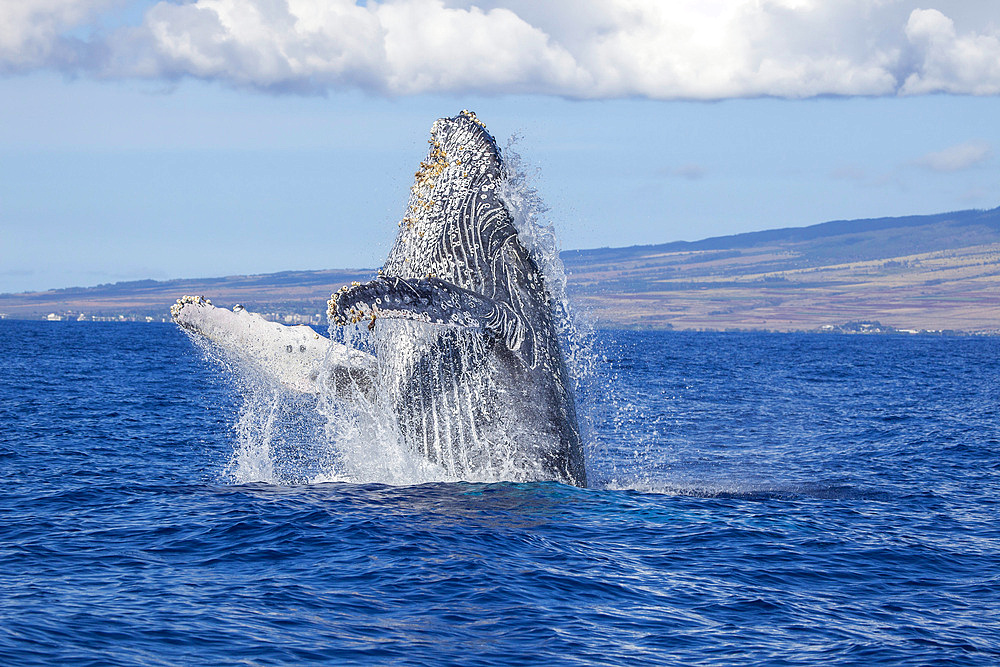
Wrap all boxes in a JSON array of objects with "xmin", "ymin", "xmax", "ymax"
[
  {"xmin": 172, "ymin": 296, "xmax": 376, "ymax": 396},
  {"xmin": 329, "ymin": 277, "xmax": 535, "ymax": 365}
]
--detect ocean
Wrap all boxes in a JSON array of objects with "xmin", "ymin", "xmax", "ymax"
[{"xmin": 1, "ymin": 320, "xmax": 998, "ymax": 665}]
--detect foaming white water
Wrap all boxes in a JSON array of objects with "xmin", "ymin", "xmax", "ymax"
[
  {"xmin": 227, "ymin": 383, "xmax": 276, "ymax": 484},
  {"xmin": 207, "ymin": 325, "xmax": 434, "ymax": 487},
  {"xmin": 314, "ymin": 318, "xmax": 557, "ymax": 485},
  {"xmin": 185, "ymin": 336, "xmax": 319, "ymax": 485},
  {"xmin": 223, "ymin": 372, "xmax": 332, "ymax": 485},
  {"xmin": 312, "ymin": 323, "xmax": 461, "ymax": 485}
]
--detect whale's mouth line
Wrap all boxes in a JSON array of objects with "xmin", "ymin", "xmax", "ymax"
[{"xmin": 172, "ymin": 112, "xmax": 589, "ymax": 488}]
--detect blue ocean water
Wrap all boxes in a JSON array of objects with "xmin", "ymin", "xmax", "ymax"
[{"xmin": 1, "ymin": 320, "xmax": 999, "ymax": 665}]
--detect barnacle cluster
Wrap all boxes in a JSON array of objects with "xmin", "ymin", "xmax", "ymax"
[
  {"xmin": 459, "ymin": 109, "xmax": 485, "ymax": 128},
  {"xmin": 414, "ymin": 143, "xmax": 448, "ymax": 188},
  {"xmin": 170, "ymin": 295, "xmax": 211, "ymax": 320},
  {"xmin": 398, "ymin": 112, "xmax": 487, "ymax": 241},
  {"xmin": 328, "ymin": 284, "xmax": 376, "ymax": 329},
  {"xmin": 406, "ymin": 140, "xmax": 449, "ymax": 221},
  {"xmin": 327, "ymin": 285, "xmax": 350, "ymax": 323}
]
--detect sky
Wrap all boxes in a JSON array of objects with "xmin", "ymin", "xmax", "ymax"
[{"xmin": 2, "ymin": 1, "xmax": 1000, "ymax": 293}]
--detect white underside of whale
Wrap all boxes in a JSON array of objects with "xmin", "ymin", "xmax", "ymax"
[{"xmin": 171, "ymin": 296, "xmax": 374, "ymax": 393}]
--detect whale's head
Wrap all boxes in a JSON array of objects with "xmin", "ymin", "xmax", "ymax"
[
  {"xmin": 381, "ymin": 111, "xmax": 534, "ymax": 308},
  {"xmin": 329, "ymin": 111, "xmax": 556, "ymax": 368}
]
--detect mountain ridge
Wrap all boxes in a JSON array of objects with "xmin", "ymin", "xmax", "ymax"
[
  {"xmin": 563, "ymin": 206, "xmax": 1000, "ymax": 264},
  {"xmin": 3, "ymin": 206, "xmax": 1000, "ymax": 332}
]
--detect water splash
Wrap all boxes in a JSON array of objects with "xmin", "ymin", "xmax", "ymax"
[
  {"xmin": 500, "ymin": 137, "xmax": 599, "ymax": 467},
  {"xmin": 183, "ymin": 336, "xmax": 324, "ymax": 485},
  {"xmin": 212, "ymin": 138, "xmax": 598, "ymax": 487},
  {"xmin": 315, "ymin": 318, "xmax": 562, "ymax": 485},
  {"xmin": 500, "ymin": 137, "xmax": 596, "ymax": 388}
]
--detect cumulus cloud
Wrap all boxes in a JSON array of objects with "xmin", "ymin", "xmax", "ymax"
[
  {"xmin": 915, "ymin": 141, "xmax": 993, "ymax": 172},
  {"xmin": 4, "ymin": 0, "xmax": 1000, "ymax": 99},
  {"xmin": 108, "ymin": 0, "xmax": 590, "ymax": 94},
  {"xmin": 901, "ymin": 9, "xmax": 1000, "ymax": 95}
]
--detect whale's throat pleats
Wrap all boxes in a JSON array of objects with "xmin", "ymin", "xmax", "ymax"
[{"xmin": 371, "ymin": 321, "xmax": 551, "ymax": 482}]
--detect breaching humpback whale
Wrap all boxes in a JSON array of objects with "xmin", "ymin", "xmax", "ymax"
[{"xmin": 173, "ymin": 111, "xmax": 587, "ymax": 487}]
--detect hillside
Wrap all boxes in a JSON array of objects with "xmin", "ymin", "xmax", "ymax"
[
  {"xmin": 563, "ymin": 207, "xmax": 1000, "ymax": 332},
  {"xmin": 3, "ymin": 207, "xmax": 1000, "ymax": 332}
]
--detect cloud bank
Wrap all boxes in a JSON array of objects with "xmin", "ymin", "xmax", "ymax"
[{"xmin": 4, "ymin": 0, "xmax": 1000, "ymax": 99}]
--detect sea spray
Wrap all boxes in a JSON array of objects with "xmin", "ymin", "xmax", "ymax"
[
  {"xmin": 500, "ymin": 137, "xmax": 599, "ymax": 474},
  {"xmin": 312, "ymin": 322, "xmax": 458, "ymax": 485},
  {"xmin": 203, "ymin": 128, "xmax": 600, "ymax": 487},
  {"xmin": 179, "ymin": 334, "xmax": 324, "ymax": 485},
  {"xmin": 500, "ymin": 137, "xmax": 596, "ymax": 386},
  {"xmin": 313, "ymin": 136, "xmax": 597, "ymax": 485},
  {"xmin": 317, "ymin": 318, "xmax": 552, "ymax": 485}
]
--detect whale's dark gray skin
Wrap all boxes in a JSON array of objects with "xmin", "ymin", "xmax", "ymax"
[{"xmin": 330, "ymin": 111, "xmax": 587, "ymax": 487}]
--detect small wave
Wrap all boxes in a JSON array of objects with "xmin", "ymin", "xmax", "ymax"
[{"xmin": 597, "ymin": 479, "xmax": 894, "ymax": 501}]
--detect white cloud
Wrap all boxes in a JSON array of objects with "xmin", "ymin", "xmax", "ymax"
[
  {"xmin": 0, "ymin": 0, "xmax": 120, "ymax": 71},
  {"xmin": 118, "ymin": 0, "xmax": 593, "ymax": 94},
  {"xmin": 4, "ymin": 1, "xmax": 1000, "ymax": 99},
  {"xmin": 901, "ymin": 9, "xmax": 1000, "ymax": 95},
  {"xmin": 915, "ymin": 141, "xmax": 992, "ymax": 172}
]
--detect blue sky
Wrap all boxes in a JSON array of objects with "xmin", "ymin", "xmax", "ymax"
[{"xmin": 2, "ymin": 1, "xmax": 1000, "ymax": 293}]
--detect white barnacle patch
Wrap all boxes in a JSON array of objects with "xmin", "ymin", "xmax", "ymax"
[{"xmin": 170, "ymin": 294, "xmax": 213, "ymax": 322}]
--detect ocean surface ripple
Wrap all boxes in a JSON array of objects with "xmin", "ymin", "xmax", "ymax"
[{"xmin": 1, "ymin": 322, "xmax": 998, "ymax": 665}]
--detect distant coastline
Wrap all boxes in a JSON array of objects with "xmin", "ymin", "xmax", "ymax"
[{"xmin": 4, "ymin": 207, "xmax": 1000, "ymax": 334}]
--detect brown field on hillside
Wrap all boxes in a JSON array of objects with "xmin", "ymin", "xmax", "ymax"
[{"xmin": 569, "ymin": 243, "xmax": 1000, "ymax": 332}]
